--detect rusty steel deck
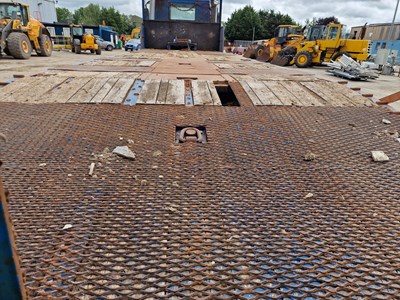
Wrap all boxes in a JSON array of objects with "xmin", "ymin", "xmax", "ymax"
[{"xmin": 1, "ymin": 101, "xmax": 400, "ymax": 299}]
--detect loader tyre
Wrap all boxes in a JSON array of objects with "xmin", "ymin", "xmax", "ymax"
[
  {"xmin": 294, "ymin": 51, "xmax": 312, "ymax": 68},
  {"xmin": 95, "ymin": 47, "xmax": 101, "ymax": 55},
  {"xmin": 254, "ymin": 45, "xmax": 265, "ymax": 61},
  {"xmin": 75, "ymin": 45, "xmax": 81, "ymax": 54},
  {"xmin": 38, "ymin": 35, "xmax": 52, "ymax": 57},
  {"xmin": 332, "ymin": 52, "xmax": 350, "ymax": 62},
  {"xmin": 7, "ymin": 32, "xmax": 32, "ymax": 59}
]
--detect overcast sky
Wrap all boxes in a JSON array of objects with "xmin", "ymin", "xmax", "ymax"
[{"xmin": 56, "ymin": 0, "xmax": 399, "ymax": 29}]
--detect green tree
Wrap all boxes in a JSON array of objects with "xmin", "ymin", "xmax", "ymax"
[
  {"xmin": 316, "ymin": 16, "xmax": 340, "ymax": 25},
  {"xmin": 258, "ymin": 9, "xmax": 297, "ymax": 39},
  {"xmin": 224, "ymin": 5, "xmax": 263, "ymax": 41},
  {"xmin": 56, "ymin": 7, "xmax": 73, "ymax": 23},
  {"xmin": 73, "ymin": 4, "xmax": 102, "ymax": 25}
]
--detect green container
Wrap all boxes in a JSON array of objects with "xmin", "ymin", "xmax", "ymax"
[{"xmin": 118, "ymin": 40, "xmax": 122, "ymax": 49}]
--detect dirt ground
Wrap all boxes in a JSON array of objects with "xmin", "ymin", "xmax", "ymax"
[{"xmin": 1, "ymin": 49, "xmax": 399, "ymax": 100}]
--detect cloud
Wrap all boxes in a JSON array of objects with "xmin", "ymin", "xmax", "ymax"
[{"xmin": 57, "ymin": 0, "xmax": 399, "ymax": 29}]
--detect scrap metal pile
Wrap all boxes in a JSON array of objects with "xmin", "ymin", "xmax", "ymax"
[{"xmin": 325, "ymin": 55, "xmax": 379, "ymax": 80}]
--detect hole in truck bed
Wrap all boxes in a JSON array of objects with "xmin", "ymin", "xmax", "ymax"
[{"xmin": 214, "ymin": 82, "xmax": 240, "ymax": 106}]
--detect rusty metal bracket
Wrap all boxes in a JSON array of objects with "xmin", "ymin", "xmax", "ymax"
[{"xmin": 179, "ymin": 127, "xmax": 203, "ymax": 143}]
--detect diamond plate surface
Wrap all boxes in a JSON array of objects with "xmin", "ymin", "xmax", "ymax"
[{"xmin": 0, "ymin": 103, "xmax": 400, "ymax": 299}]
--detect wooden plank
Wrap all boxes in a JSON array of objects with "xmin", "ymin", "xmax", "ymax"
[
  {"xmin": 192, "ymin": 80, "xmax": 213, "ymax": 105},
  {"xmin": 262, "ymin": 81, "xmax": 301, "ymax": 106},
  {"xmin": 70, "ymin": 77, "xmax": 110, "ymax": 103},
  {"xmin": 282, "ymin": 81, "xmax": 324, "ymax": 106},
  {"xmin": 46, "ymin": 77, "xmax": 92, "ymax": 103},
  {"xmin": 301, "ymin": 81, "xmax": 349, "ymax": 107},
  {"xmin": 165, "ymin": 80, "xmax": 185, "ymax": 105},
  {"xmin": 91, "ymin": 78, "xmax": 119, "ymax": 103},
  {"xmin": 207, "ymin": 81, "xmax": 222, "ymax": 106},
  {"xmin": 17, "ymin": 76, "xmax": 68, "ymax": 103},
  {"xmin": 300, "ymin": 82, "xmax": 337, "ymax": 106},
  {"xmin": 239, "ymin": 80, "xmax": 263, "ymax": 106},
  {"xmin": 247, "ymin": 80, "xmax": 282, "ymax": 105},
  {"xmin": 0, "ymin": 77, "xmax": 42, "ymax": 102},
  {"xmin": 50, "ymin": 65, "xmax": 149, "ymax": 73},
  {"xmin": 321, "ymin": 81, "xmax": 373, "ymax": 106},
  {"xmin": 156, "ymin": 80, "xmax": 169, "ymax": 104},
  {"xmin": 136, "ymin": 60, "xmax": 156, "ymax": 67},
  {"xmin": 0, "ymin": 76, "xmax": 41, "ymax": 95},
  {"xmin": 317, "ymin": 81, "xmax": 360, "ymax": 106},
  {"xmin": 102, "ymin": 78, "xmax": 135, "ymax": 103},
  {"xmin": 137, "ymin": 80, "xmax": 161, "ymax": 104}
]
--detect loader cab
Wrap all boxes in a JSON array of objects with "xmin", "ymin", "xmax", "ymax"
[
  {"xmin": 70, "ymin": 25, "xmax": 84, "ymax": 42},
  {"xmin": 0, "ymin": 3, "xmax": 29, "ymax": 26},
  {"xmin": 323, "ymin": 23, "xmax": 342, "ymax": 48},
  {"xmin": 274, "ymin": 25, "xmax": 301, "ymax": 44},
  {"xmin": 306, "ymin": 25, "xmax": 326, "ymax": 41}
]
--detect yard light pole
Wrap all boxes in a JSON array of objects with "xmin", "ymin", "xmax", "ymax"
[{"xmin": 387, "ymin": 0, "xmax": 400, "ymax": 52}]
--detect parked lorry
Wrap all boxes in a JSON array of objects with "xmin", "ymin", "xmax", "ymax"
[{"xmin": 0, "ymin": 1, "xmax": 52, "ymax": 59}]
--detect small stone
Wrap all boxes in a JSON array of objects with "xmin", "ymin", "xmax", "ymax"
[
  {"xmin": 153, "ymin": 150, "xmax": 162, "ymax": 157},
  {"xmin": 62, "ymin": 224, "xmax": 73, "ymax": 230},
  {"xmin": 39, "ymin": 163, "xmax": 47, "ymax": 167},
  {"xmin": 0, "ymin": 133, "xmax": 7, "ymax": 143},
  {"xmin": 159, "ymin": 175, "xmax": 164, "ymax": 178},
  {"xmin": 127, "ymin": 139, "xmax": 134, "ymax": 144},
  {"xmin": 382, "ymin": 119, "xmax": 391, "ymax": 125},
  {"xmin": 67, "ymin": 174, "xmax": 72, "ymax": 177},
  {"xmin": 371, "ymin": 151, "xmax": 389, "ymax": 162},
  {"xmin": 397, "ymin": 138, "xmax": 400, "ymax": 143},
  {"xmin": 152, "ymin": 165, "xmax": 158, "ymax": 169},
  {"xmin": 112, "ymin": 146, "xmax": 135, "ymax": 160},
  {"xmin": 172, "ymin": 181, "xmax": 179, "ymax": 187},
  {"xmin": 119, "ymin": 137, "xmax": 124, "ymax": 140},
  {"xmin": 141, "ymin": 179, "xmax": 147, "ymax": 186},
  {"xmin": 304, "ymin": 151, "xmax": 316, "ymax": 161},
  {"xmin": 304, "ymin": 193, "xmax": 314, "ymax": 199},
  {"xmin": 348, "ymin": 123, "xmax": 356, "ymax": 127}
]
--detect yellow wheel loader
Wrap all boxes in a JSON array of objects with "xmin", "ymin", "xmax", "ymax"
[
  {"xmin": 290, "ymin": 23, "xmax": 370, "ymax": 67},
  {"xmin": 254, "ymin": 25, "xmax": 304, "ymax": 64},
  {"xmin": 0, "ymin": 2, "xmax": 52, "ymax": 59},
  {"xmin": 70, "ymin": 25, "xmax": 101, "ymax": 55}
]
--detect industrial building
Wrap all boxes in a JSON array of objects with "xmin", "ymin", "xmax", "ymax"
[
  {"xmin": 142, "ymin": 0, "xmax": 223, "ymax": 51},
  {"xmin": 350, "ymin": 22, "xmax": 400, "ymax": 56},
  {"xmin": 3, "ymin": 0, "xmax": 57, "ymax": 23}
]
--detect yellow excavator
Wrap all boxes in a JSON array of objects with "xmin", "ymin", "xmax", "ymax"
[{"xmin": 0, "ymin": 1, "xmax": 52, "ymax": 59}]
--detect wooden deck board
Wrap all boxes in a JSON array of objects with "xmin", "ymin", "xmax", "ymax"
[
  {"xmin": 192, "ymin": 80, "xmax": 213, "ymax": 105},
  {"xmin": 46, "ymin": 77, "xmax": 92, "ymax": 103},
  {"xmin": 102, "ymin": 78, "xmax": 135, "ymax": 103},
  {"xmin": 156, "ymin": 80, "xmax": 169, "ymax": 104},
  {"xmin": 92, "ymin": 78, "xmax": 119, "ymax": 103},
  {"xmin": 247, "ymin": 81, "xmax": 283, "ymax": 105},
  {"xmin": 239, "ymin": 80, "xmax": 263, "ymax": 106},
  {"xmin": 280, "ymin": 81, "xmax": 324, "ymax": 106},
  {"xmin": 207, "ymin": 81, "xmax": 222, "ymax": 106},
  {"xmin": 165, "ymin": 80, "xmax": 185, "ymax": 105},
  {"xmin": 263, "ymin": 81, "xmax": 302, "ymax": 106},
  {"xmin": 137, "ymin": 80, "xmax": 161, "ymax": 104}
]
